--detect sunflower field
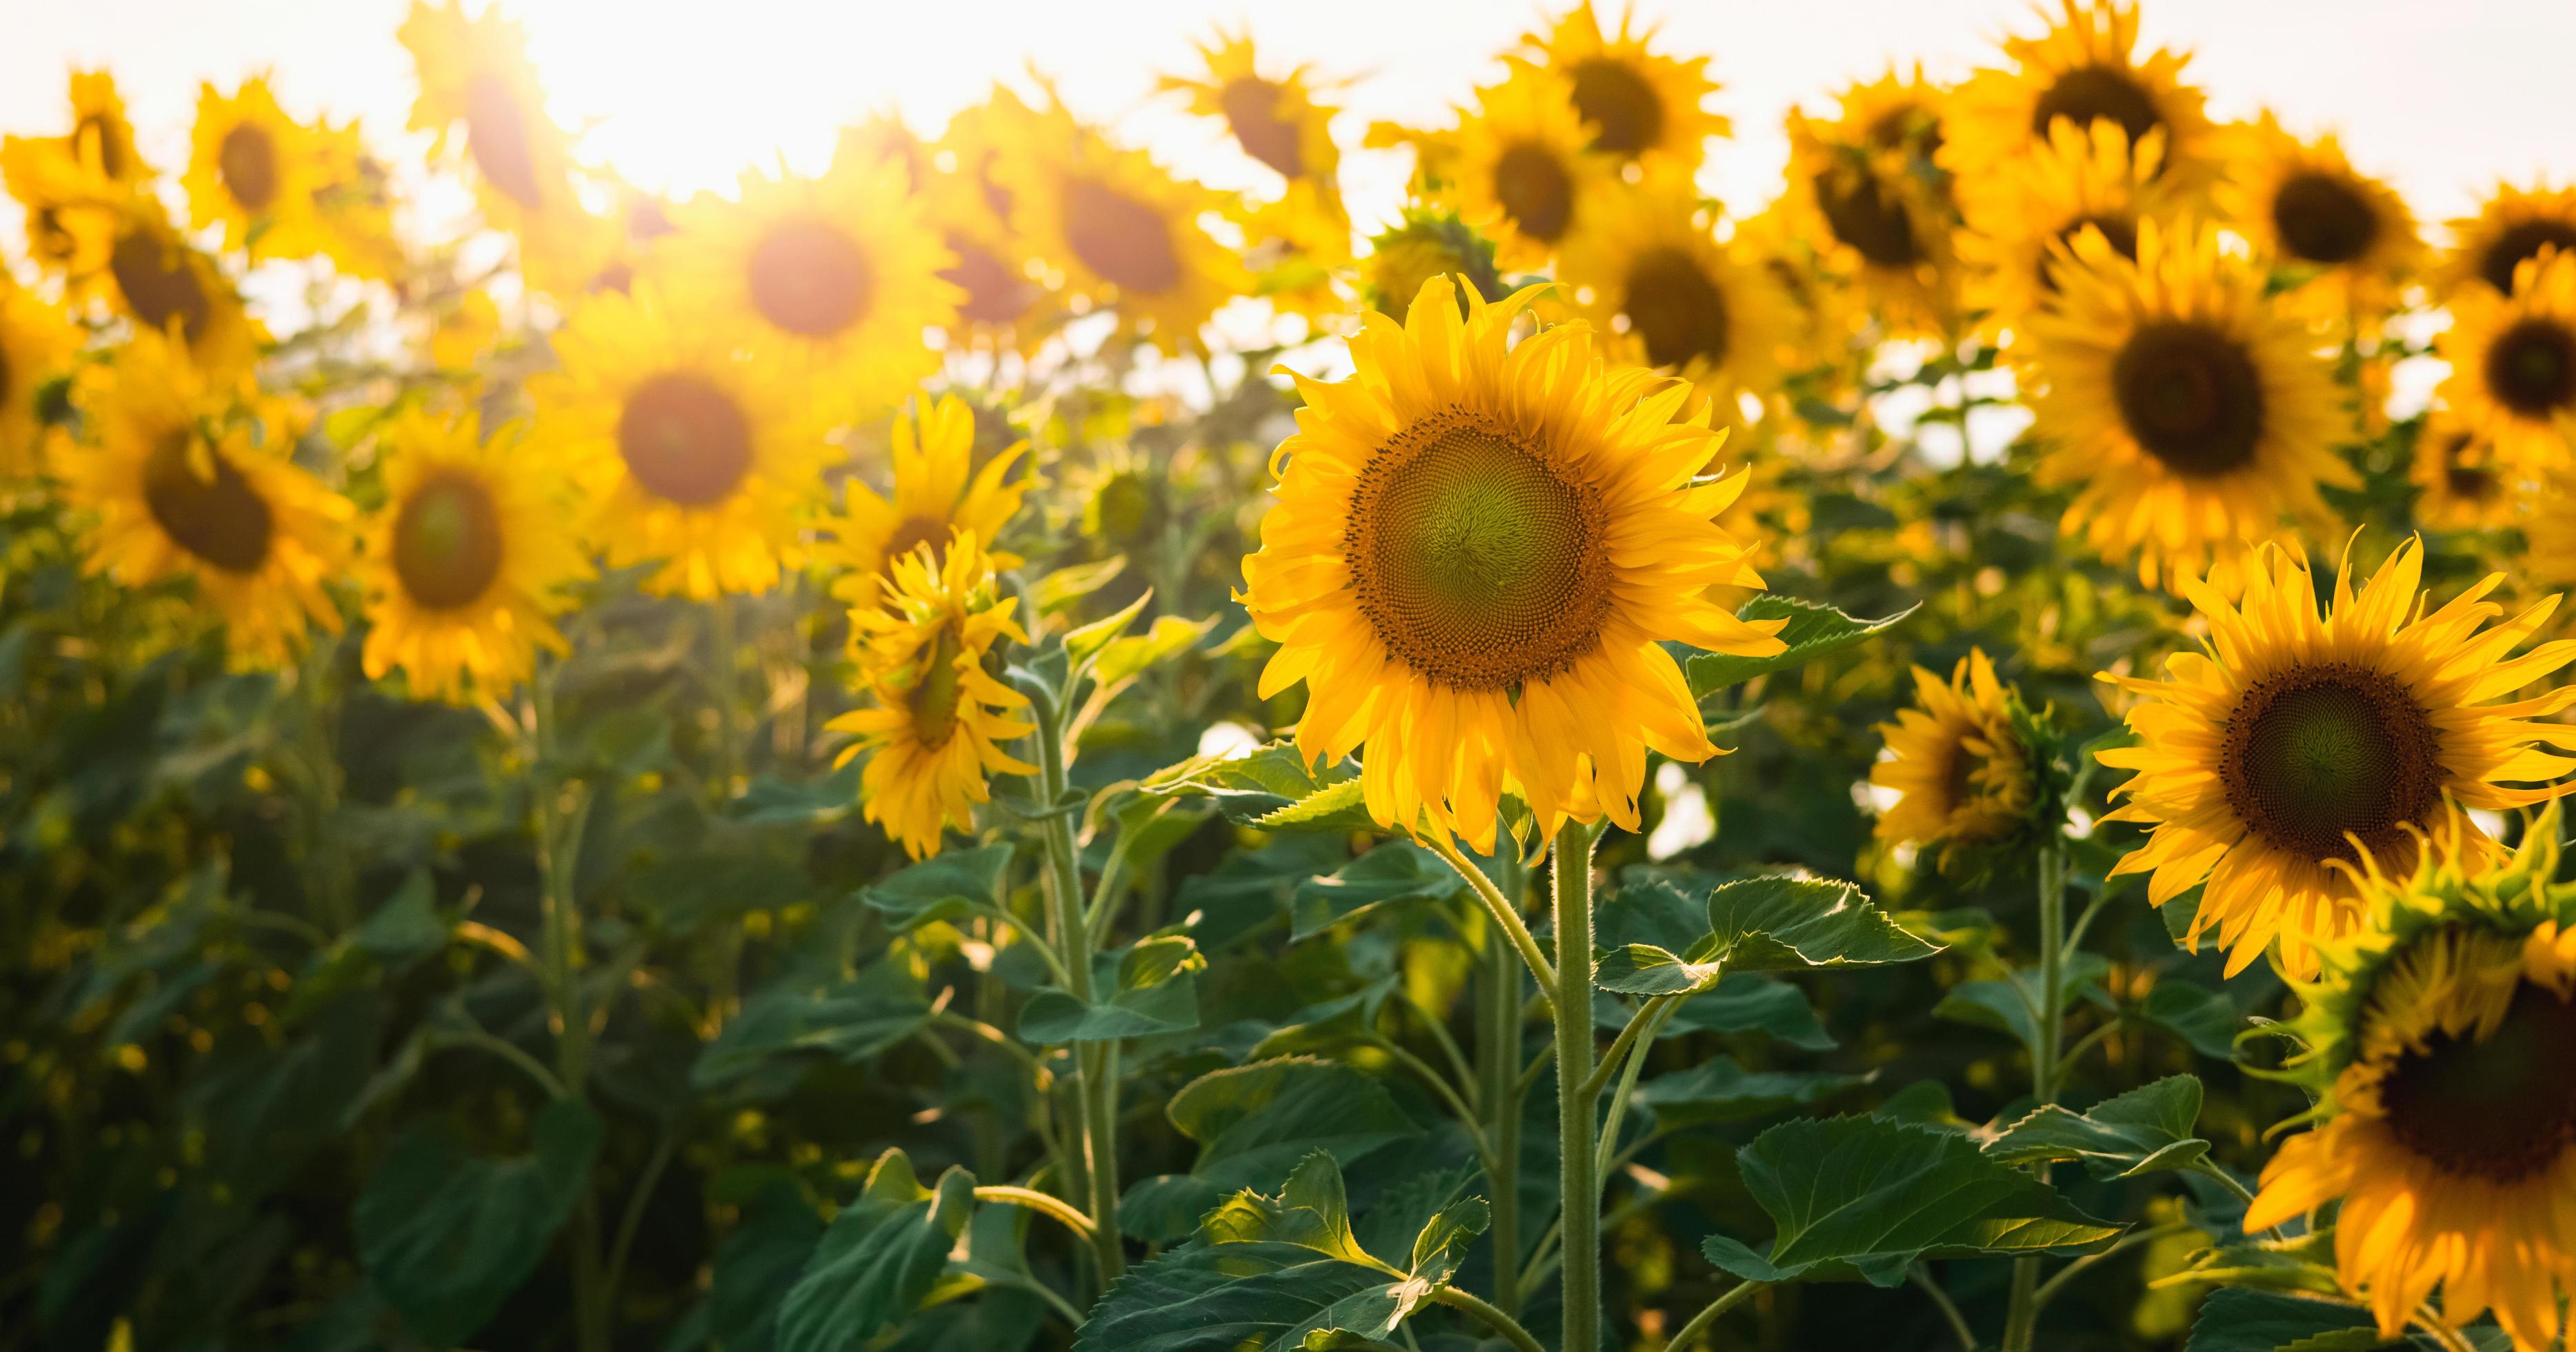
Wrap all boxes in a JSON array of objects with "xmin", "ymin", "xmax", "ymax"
[{"xmin": 12, "ymin": 1, "xmax": 2576, "ymax": 1349}]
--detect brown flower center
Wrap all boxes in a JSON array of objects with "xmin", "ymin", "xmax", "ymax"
[
  {"xmin": 2044, "ymin": 213, "xmax": 2139, "ymax": 293},
  {"xmin": 882, "ymin": 515, "xmax": 948, "ymax": 569},
  {"xmin": 1866, "ymin": 102, "xmax": 1944, "ymax": 162},
  {"xmin": 617, "ymin": 375, "xmax": 753, "ymax": 507},
  {"xmin": 110, "ymin": 230, "xmax": 214, "ymax": 344},
  {"xmin": 2111, "ymin": 321, "xmax": 2265, "ymax": 477},
  {"xmin": 218, "ymin": 123, "xmax": 279, "ymax": 212},
  {"xmin": 461, "ymin": 74, "xmax": 543, "ymax": 210},
  {"xmin": 392, "ymin": 470, "xmax": 505, "ymax": 610},
  {"xmin": 1570, "ymin": 57, "xmax": 1664, "ymax": 158},
  {"xmin": 2381, "ymin": 981, "xmax": 2576, "ymax": 1183},
  {"xmin": 2220, "ymin": 663, "xmax": 2443, "ymax": 864},
  {"xmin": 2484, "ymin": 318, "xmax": 2576, "ymax": 417},
  {"xmin": 1494, "ymin": 142, "xmax": 1575, "ymax": 246},
  {"xmin": 143, "ymin": 430, "xmax": 273, "ymax": 575},
  {"xmin": 1345, "ymin": 411, "xmax": 1612, "ymax": 690},
  {"xmin": 2271, "ymin": 172, "xmax": 2379, "ymax": 266},
  {"xmin": 1063, "ymin": 176, "xmax": 1181, "ymax": 295},
  {"xmin": 2478, "ymin": 219, "xmax": 2576, "ymax": 295},
  {"xmin": 941, "ymin": 231, "xmax": 1035, "ymax": 327},
  {"xmin": 2029, "ymin": 65, "xmax": 2164, "ymax": 150},
  {"xmin": 1623, "ymin": 246, "xmax": 1730, "ymax": 371},
  {"xmin": 1813, "ymin": 167, "xmax": 1921, "ymax": 268},
  {"xmin": 746, "ymin": 217, "xmax": 875, "ymax": 338},
  {"xmin": 1217, "ymin": 77, "xmax": 1304, "ymax": 180}
]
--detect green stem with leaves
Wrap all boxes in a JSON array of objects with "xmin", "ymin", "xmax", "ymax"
[
  {"xmin": 1029, "ymin": 686, "xmax": 1124, "ymax": 1284},
  {"xmin": 1480, "ymin": 844, "xmax": 1526, "ymax": 1314},
  {"xmin": 2001, "ymin": 835, "xmax": 2069, "ymax": 1352},
  {"xmin": 532, "ymin": 657, "xmax": 608, "ymax": 1352},
  {"xmin": 1551, "ymin": 819, "xmax": 1601, "ymax": 1352}
]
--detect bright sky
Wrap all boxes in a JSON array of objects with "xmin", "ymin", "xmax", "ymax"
[{"xmin": 6, "ymin": 0, "xmax": 2575, "ymax": 245}]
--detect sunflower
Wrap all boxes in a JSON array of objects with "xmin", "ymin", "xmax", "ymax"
[
  {"xmin": 1784, "ymin": 76, "xmax": 1961, "ymax": 335},
  {"xmin": 1239, "ymin": 277, "xmax": 1787, "ymax": 849},
  {"xmin": 308, "ymin": 119, "xmax": 407, "ymax": 281},
  {"xmin": 2244, "ymin": 819, "xmax": 2576, "ymax": 1349},
  {"xmin": 530, "ymin": 286, "xmax": 825, "ymax": 598},
  {"xmin": 1159, "ymin": 32, "xmax": 1342, "ymax": 190},
  {"xmin": 658, "ymin": 155, "xmax": 957, "ymax": 425},
  {"xmin": 1871, "ymin": 649, "xmax": 2035, "ymax": 858},
  {"xmin": 361, "ymin": 408, "xmax": 588, "ymax": 704},
  {"xmin": 1239, "ymin": 179, "xmax": 1355, "ymax": 326},
  {"xmin": 59, "ymin": 330, "xmax": 348, "ymax": 667},
  {"xmin": 1, "ymin": 132, "xmax": 119, "ymax": 283},
  {"xmin": 1358, "ymin": 207, "xmax": 1506, "ymax": 320},
  {"xmin": 183, "ymin": 77, "xmax": 331, "ymax": 263},
  {"xmin": 2407, "ymin": 410, "xmax": 2524, "ymax": 533},
  {"xmin": 1512, "ymin": 2, "xmax": 1728, "ymax": 172},
  {"xmin": 2435, "ymin": 250, "xmax": 2576, "ymax": 468},
  {"xmin": 2444, "ymin": 181, "xmax": 2576, "ymax": 301},
  {"xmin": 1557, "ymin": 182, "xmax": 1790, "ymax": 418},
  {"xmin": 994, "ymin": 102, "xmax": 1246, "ymax": 354},
  {"xmin": 821, "ymin": 394, "xmax": 1029, "ymax": 607},
  {"xmin": 94, "ymin": 197, "xmax": 266, "ymax": 379},
  {"xmin": 1944, "ymin": 0, "xmax": 2219, "ymax": 200},
  {"xmin": 2097, "ymin": 537, "xmax": 2576, "ymax": 979},
  {"xmin": 2024, "ymin": 219, "xmax": 2353, "ymax": 594},
  {"xmin": 1444, "ymin": 68, "xmax": 1621, "ymax": 272},
  {"xmin": 827, "ymin": 532, "xmax": 1037, "ymax": 859},
  {"xmin": 920, "ymin": 88, "xmax": 1053, "ymax": 346},
  {"xmin": 398, "ymin": 0, "xmax": 600, "ymax": 293},
  {"xmin": 0, "ymin": 274, "xmax": 81, "ymax": 481},
  {"xmin": 1959, "ymin": 120, "xmax": 2179, "ymax": 332},
  {"xmin": 2217, "ymin": 114, "xmax": 2420, "ymax": 321}
]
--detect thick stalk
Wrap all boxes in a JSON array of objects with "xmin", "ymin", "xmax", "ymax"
[
  {"xmin": 533, "ymin": 660, "xmax": 607, "ymax": 1352},
  {"xmin": 1481, "ymin": 846, "xmax": 1526, "ymax": 1313},
  {"xmin": 2002, "ymin": 838, "xmax": 2070, "ymax": 1352},
  {"xmin": 1033, "ymin": 695, "xmax": 1124, "ymax": 1283},
  {"xmin": 1551, "ymin": 820, "xmax": 1601, "ymax": 1352}
]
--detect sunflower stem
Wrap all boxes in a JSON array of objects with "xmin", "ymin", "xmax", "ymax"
[
  {"xmin": 1551, "ymin": 818, "xmax": 1602, "ymax": 1352},
  {"xmin": 2003, "ymin": 835, "xmax": 2071, "ymax": 1352},
  {"xmin": 1030, "ymin": 688, "xmax": 1124, "ymax": 1286},
  {"xmin": 1481, "ymin": 842, "xmax": 1526, "ymax": 1315},
  {"xmin": 531, "ymin": 656, "xmax": 608, "ymax": 1352}
]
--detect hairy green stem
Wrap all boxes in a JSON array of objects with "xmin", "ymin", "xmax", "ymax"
[
  {"xmin": 532, "ymin": 659, "xmax": 607, "ymax": 1352},
  {"xmin": 1910, "ymin": 1264, "xmax": 1977, "ymax": 1352},
  {"xmin": 1425, "ymin": 832, "xmax": 1557, "ymax": 1013},
  {"xmin": 2001, "ymin": 837, "xmax": 2070, "ymax": 1352},
  {"xmin": 975, "ymin": 1184, "xmax": 1099, "ymax": 1237},
  {"xmin": 1552, "ymin": 819, "xmax": 1601, "ymax": 1352},
  {"xmin": 1432, "ymin": 1286, "xmax": 1546, "ymax": 1352},
  {"xmin": 1664, "ymin": 1278, "xmax": 1765, "ymax": 1349},
  {"xmin": 1481, "ymin": 844, "xmax": 1526, "ymax": 1314},
  {"xmin": 1032, "ymin": 692, "xmax": 1124, "ymax": 1284}
]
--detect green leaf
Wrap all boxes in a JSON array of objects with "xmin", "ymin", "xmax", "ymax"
[
  {"xmin": 1636, "ymin": 1058, "xmax": 1870, "ymax": 1126},
  {"xmin": 2162, "ymin": 1229, "xmax": 2343, "ymax": 1299},
  {"xmin": 708, "ymin": 1179, "xmax": 825, "ymax": 1352},
  {"xmin": 1078, "ymin": 1151, "xmax": 1485, "ymax": 1352},
  {"xmin": 1702, "ymin": 1114, "xmax": 2123, "ymax": 1289},
  {"xmin": 1685, "ymin": 597, "xmax": 1916, "ymax": 699},
  {"xmin": 1017, "ymin": 935, "xmax": 1205, "ymax": 1043},
  {"xmin": 352, "ymin": 869, "xmax": 448, "ymax": 962},
  {"xmin": 1033, "ymin": 556, "xmax": 1127, "ymax": 611},
  {"xmin": 2144, "ymin": 979, "xmax": 2241, "ymax": 1060},
  {"xmin": 1706, "ymin": 877, "xmax": 1941, "ymax": 971},
  {"xmin": 1167, "ymin": 1057, "xmax": 1419, "ymax": 1193},
  {"xmin": 859, "ymin": 844, "xmax": 1015, "ymax": 930},
  {"xmin": 695, "ymin": 962, "xmax": 933, "ymax": 1091},
  {"xmin": 2183, "ymin": 1289, "xmax": 2387, "ymax": 1352},
  {"xmin": 1592, "ymin": 942, "xmax": 1724, "ymax": 997},
  {"xmin": 1065, "ymin": 590, "xmax": 1154, "ymax": 667},
  {"xmin": 1141, "ymin": 742, "xmax": 1356, "ymax": 828},
  {"xmin": 775, "ymin": 1151, "xmax": 978, "ymax": 1352},
  {"xmin": 1118, "ymin": 1174, "xmax": 1230, "ymax": 1245},
  {"xmin": 355, "ymin": 1099, "xmax": 602, "ymax": 1346},
  {"xmin": 1663, "ymin": 975, "xmax": 1838, "ymax": 1051},
  {"xmin": 1255, "ymin": 778, "xmax": 1376, "ymax": 833},
  {"xmin": 1290, "ymin": 843, "xmax": 1464, "ymax": 940},
  {"xmin": 1982, "ymin": 1076, "xmax": 2211, "ymax": 1180},
  {"xmin": 1097, "ymin": 614, "xmax": 1217, "ymax": 686},
  {"xmin": 1935, "ymin": 953, "xmax": 2111, "ymax": 1059},
  {"xmin": 630, "ymin": 848, "xmax": 808, "ymax": 933}
]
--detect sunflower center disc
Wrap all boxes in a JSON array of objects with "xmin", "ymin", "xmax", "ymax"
[
  {"xmin": 1813, "ymin": 168, "xmax": 1921, "ymax": 268},
  {"xmin": 617, "ymin": 374, "xmax": 755, "ymax": 507},
  {"xmin": 908, "ymin": 623, "xmax": 966, "ymax": 747},
  {"xmin": 1494, "ymin": 143, "xmax": 1575, "ymax": 245},
  {"xmin": 77, "ymin": 115, "xmax": 129, "ymax": 179},
  {"xmin": 1570, "ymin": 58, "xmax": 1664, "ymax": 157},
  {"xmin": 942, "ymin": 231, "xmax": 1035, "ymax": 327},
  {"xmin": 1865, "ymin": 102, "xmax": 1942, "ymax": 161},
  {"xmin": 461, "ymin": 74, "xmax": 543, "ymax": 209},
  {"xmin": 219, "ymin": 124, "xmax": 279, "ymax": 212},
  {"xmin": 110, "ymin": 231, "xmax": 213, "ymax": 344},
  {"xmin": 2272, "ymin": 172, "xmax": 2378, "ymax": 265},
  {"xmin": 2439, "ymin": 433, "xmax": 2495, "ymax": 499},
  {"xmin": 2044, "ymin": 213, "xmax": 2139, "ymax": 292},
  {"xmin": 1063, "ymin": 177, "xmax": 1182, "ymax": 295},
  {"xmin": 2221, "ymin": 664, "xmax": 2442, "ymax": 862},
  {"xmin": 143, "ymin": 430, "xmax": 273, "ymax": 575},
  {"xmin": 1624, "ymin": 246, "xmax": 1730, "ymax": 370},
  {"xmin": 2029, "ymin": 64, "xmax": 2164, "ymax": 148},
  {"xmin": 1347, "ymin": 415, "xmax": 1611, "ymax": 690},
  {"xmin": 2479, "ymin": 220, "xmax": 2576, "ymax": 295},
  {"xmin": 882, "ymin": 515, "xmax": 948, "ymax": 568},
  {"xmin": 748, "ymin": 217, "xmax": 875, "ymax": 338},
  {"xmin": 2381, "ymin": 982, "xmax": 2576, "ymax": 1182},
  {"xmin": 392, "ymin": 471, "xmax": 505, "ymax": 610},
  {"xmin": 2486, "ymin": 319, "xmax": 2576, "ymax": 417},
  {"xmin": 1942, "ymin": 742, "xmax": 1986, "ymax": 819},
  {"xmin": 2112, "ymin": 321, "xmax": 2266, "ymax": 477},
  {"xmin": 1217, "ymin": 78, "xmax": 1304, "ymax": 180}
]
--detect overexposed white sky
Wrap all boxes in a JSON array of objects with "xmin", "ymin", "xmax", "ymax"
[{"xmin": 6, "ymin": 1, "xmax": 2574, "ymax": 241}]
